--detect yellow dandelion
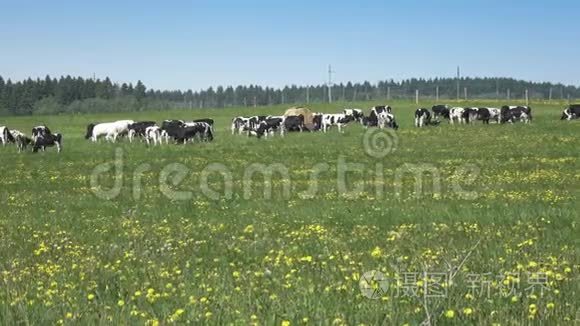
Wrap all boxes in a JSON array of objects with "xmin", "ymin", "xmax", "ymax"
[
  {"xmin": 444, "ymin": 310, "xmax": 455, "ymax": 318},
  {"xmin": 370, "ymin": 246, "xmax": 382, "ymax": 258},
  {"xmin": 117, "ymin": 300, "xmax": 125, "ymax": 307},
  {"xmin": 547, "ymin": 302, "xmax": 555, "ymax": 309},
  {"xmin": 529, "ymin": 304, "xmax": 537, "ymax": 315},
  {"xmin": 87, "ymin": 294, "xmax": 95, "ymax": 301},
  {"xmin": 281, "ymin": 321, "xmax": 291, "ymax": 326},
  {"xmin": 463, "ymin": 307, "xmax": 473, "ymax": 315}
]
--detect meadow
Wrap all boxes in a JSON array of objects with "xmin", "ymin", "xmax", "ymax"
[{"xmin": 0, "ymin": 100, "xmax": 578, "ymax": 325}]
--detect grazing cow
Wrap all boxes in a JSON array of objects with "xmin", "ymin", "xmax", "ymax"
[
  {"xmin": 449, "ymin": 107, "xmax": 466, "ymax": 124},
  {"xmin": 476, "ymin": 107, "xmax": 501, "ymax": 124},
  {"xmin": 343, "ymin": 108, "xmax": 365, "ymax": 123},
  {"xmin": 192, "ymin": 118, "xmax": 215, "ymax": 133},
  {"xmin": 171, "ymin": 125, "xmax": 210, "ymax": 144},
  {"xmin": 318, "ymin": 114, "xmax": 355, "ymax": 133},
  {"xmin": 144, "ymin": 126, "xmax": 163, "ymax": 145},
  {"xmin": 162, "ymin": 120, "xmax": 213, "ymax": 143},
  {"xmin": 462, "ymin": 107, "xmax": 480, "ymax": 124},
  {"xmin": 281, "ymin": 115, "xmax": 305, "ymax": 135},
  {"xmin": 128, "ymin": 121, "xmax": 157, "ymax": 142},
  {"xmin": 414, "ymin": 108, "xmax": 431, "ymax": 127},
  {"xmin": 366, "ymin": 105, "xmax": 394, "ymax": 129},
  {"xmin": 500, "ymin": 106, "xmax": 532, "ymax": 124},
  {"xmin": 15, "ymin": 134, "xmax": 32, "ymax": 152},
  {"xmin": 231, "ymin": 116, "xmax": 251, "ymax": 135},
  {"xmin": 431, "ymin": 105, "xmax": 450, "ymax": 121},
  {"xmin": 32, "ymin": 125, "xmax": 52, "ymax": 141},
  {"xmin": 85, "ymin": 120, "xmax": 134, "ymax": 142},
  {"xmin": 33, "ymin": 132, "xmax": 62, "ymax": 153},
  {"xmin": 561, "ymin": 104, "xmax": 580, "ymax": 120},
  {"xmin": 0, "ymin": 126, "xmax": 15, "ymax": 145},
  {"xmin": 253, "ymin": 117, "xmax": 284, "ymax": 138}
]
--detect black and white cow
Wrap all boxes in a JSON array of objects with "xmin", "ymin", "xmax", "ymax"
[
  {"xmin": 319, "ymin": 113, "xmax": 355, "ymax": 133},
  {"xmin": 15, "ymin": 134, "xmax": 32, "ymax": 152},
  {"xmin": 33, "ymin": 132, "xmax": 62, "ymax": 153},
  {"xmin": 431, "ymin": 105, "xmax": 450, "ymax": 121},
  {"xmin": 476, "ymin": 107, "xmax": 501, "ymax": 124},
  {"xmin": 252, "ymin": 117, "xmax": 284, "ymax": 138},
  {"xmin": 281, "ymin": 115, "xmax": 305, "ymax": 135},
  {"xmin": 366, "ymin": 105, "xmax": 395, "ymax": 129},
  {"xmin": 32, "ymin": 125, "xmax": 52, "ymax": 141},
  {"xmin": 144, "ymin": 126, "xmax": 163, "ymax": 145},
  {"xmin": 162, "ymin": 120, "xmax": 213, "ymax": 143},
  {"xmin": 128, "ymin": 121, "xmax": 157, "ymax": 142},
  {"xmin": 449, "ymin": 107, "xmax": 466, "ymax": 124},
  {"xmin": 0, "ymin": 126, "xmax": 15, "ymax": 145},
  {"xmin": 414, "ymin": 108, "xmax": 432, "ymax": 127},
  {"xmin": 343, "ymin": 109, "xmax": 365, "ymax": 123},
  {"xmin": 192, "ymin": 118, "xmax": 215, "ymax": 133},
  {"xmin": 462, "ymin": 107, "xmax": 480, "ymax": 124},
  {"xmin": 561, "ymin": 104, "xmax": 580, "ymax": 120},
  {"xmin": 500, "ymin": 106, "xmax": 532, "ymax": 124},
  {"xmin": 231, "ymin": 116, "xmax": 250, "ymax": 134}
]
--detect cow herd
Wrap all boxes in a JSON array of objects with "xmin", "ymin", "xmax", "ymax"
[
  {"xmin": 0, "ymin": 104, "xmax": 577, "ymax": 153},
  {"xmin": 416, "ymin": 105, "xmax": 534, "ymax": 127},
  {"xmin": 231, "ymin": 105, "xmax": 400, "ymax": 138},
  {"xmin": 0, "ymin": 125, "xmax": 62, "ymax": 153},
  {"xmin": 84, "ymin": 119, "xmax": 215, "ymax": 145}
]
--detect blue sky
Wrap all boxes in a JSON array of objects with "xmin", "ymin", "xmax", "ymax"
[{"xmin": 1, "ymin": 0, "xmax": 579, "ymax": 90}]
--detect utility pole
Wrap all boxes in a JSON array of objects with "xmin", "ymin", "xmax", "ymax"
[
  {"xmin": 415, "ymin": 89, "xmax": 419, "ymax": 104},
  {"xmin": 464, "ymin": 87, "xmax": 467, "ymax": 100},
  {"xmin": 495, "ymin": 78, "xmax": 499, "ymax": 101},
  {"xmin": 456, "ymin": 66, "xmax": 460, "ymax": 101},
  {"xmin": 549, "ymin": 87, "xmax": 553, "ymax": 102},
  {"xmin": 525, "ymin": 89, "xmax": 529, "ymax": 106},
  {"xmin": 327, "ymin": 64, "xmax": 335, "ymax": 103},
  {"xmin": 507, "ymin": 88, "xmax": 511, "ymax": 101},
  {"xmin": 387, "ymin": 86, "xmax": 391, "ymax": 101},
  {"xmin": 306, "ymin": 86, "xmax": 310, "ymax": 104}
]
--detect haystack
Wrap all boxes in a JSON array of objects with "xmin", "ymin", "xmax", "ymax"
[{"xmin": 284, "ymin": 107, "xmax": 315, "ymax": 130}]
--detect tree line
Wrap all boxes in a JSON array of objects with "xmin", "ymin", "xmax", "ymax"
[{"xmin": 0, "ymin": 75, "xmax": 578, "ymax": 116}]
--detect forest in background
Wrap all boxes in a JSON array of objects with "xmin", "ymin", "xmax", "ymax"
[{"xmin": 0, "ymin": 75, "xmax": 578, "ymax": 115}]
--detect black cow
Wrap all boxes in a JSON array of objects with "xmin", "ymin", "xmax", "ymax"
[
  {"xmin": 561, "ymin": 104, "xmax": 580, "ymax": 120},
  {"xmin": 282, "ymin": 115, "xmax": 305, "ymax": 135},
  {"xmin": 431, "ymin": 105, "xmax": 450, "ymax": 120},
  {"xmin": 128, "ymin": 121, "xmax": 157, "ymax": 142},
  {"xmin": 462, "ymin": 107, "xmax": 479, "ymax": 124},
  {"xmin": 33, "ymin": 133, "xmax": 62, "ymax": 153},
  {"xmin": 162, "ymin": 120, "xmax": 213, "ymax": 143},
  {"xmin": 500, "ymin": 106, "xmax": 532, "ymax": 124}
]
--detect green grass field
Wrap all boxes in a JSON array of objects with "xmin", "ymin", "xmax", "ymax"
[{"xmin": 0, "ymin": 100, "xmax": 578, "ymax": 325}]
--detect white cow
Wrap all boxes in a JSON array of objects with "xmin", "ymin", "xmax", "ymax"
[{"xmin": 85, "ymin": 120, "xmax": 134, "ymax": 142}]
